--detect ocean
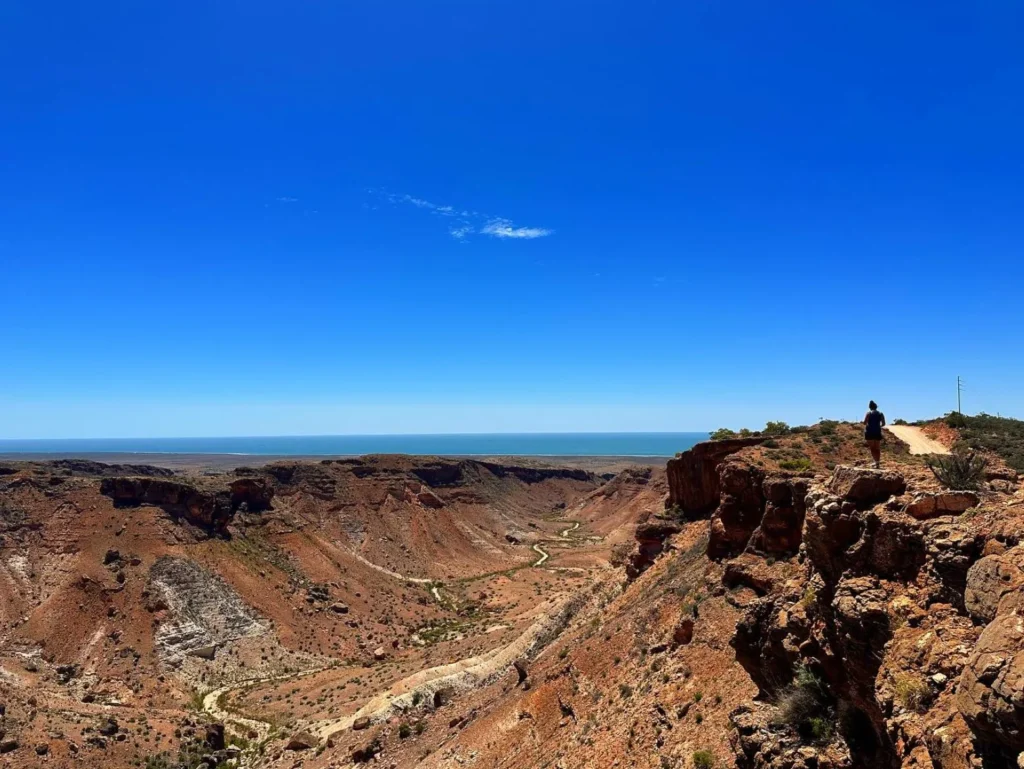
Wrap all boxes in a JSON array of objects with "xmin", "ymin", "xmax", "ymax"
[{"xmin": 0, "ymin": 433, "xmax": 707, "ymax": 458}]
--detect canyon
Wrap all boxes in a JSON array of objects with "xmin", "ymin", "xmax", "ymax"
[{"xmin": 1, "ymin": 420, "xmax": 1023, "ymax": 769}]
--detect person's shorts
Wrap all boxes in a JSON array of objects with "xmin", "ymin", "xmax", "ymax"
[{"xmin": 865, "ymin": 435, "xmax": 882, "ymax": 443}]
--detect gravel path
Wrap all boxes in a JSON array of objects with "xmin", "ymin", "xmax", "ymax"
[{"xmin": 886, "ymin": 425, "xmax": 951, "ymax": 455}]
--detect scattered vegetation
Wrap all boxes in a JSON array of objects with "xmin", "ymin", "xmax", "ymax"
[
  {"xmin": 692, "ymin": 749, "xmax": 716, "ymax": 768},
  {"xmin": 948, "ymin": 412, "xmax": 1024, "ymax": 471},
  {"xmin": 778, "ymin": 457, "xmax": 813, "ymax": 472},
  {"xmin": 773, "ymin": 665, "xmax": 836, "ymax": 745},
  {"xmin": 893, "ymin": 674, "xmax": 931, "ymax": 713},
  {"xmin": 710, "ymin": 421, "xmax": 792, "ymax": 440},
  {"xmin": 927, "ymin": 448, "xmax": 988, "ymax": 490}
]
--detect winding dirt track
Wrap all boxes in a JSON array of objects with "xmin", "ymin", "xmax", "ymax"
[
  {"xmin": 206, "ymin": 519, "xmax": 591, "ymax": 756},
  {"xmin": 886, "ymin": 425, "xmax": 951, "ymax": 455}
]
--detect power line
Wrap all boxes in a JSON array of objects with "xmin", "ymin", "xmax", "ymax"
[{"xmin": 957, "ymin": 375, "xmax": 965, "ymax": 415}]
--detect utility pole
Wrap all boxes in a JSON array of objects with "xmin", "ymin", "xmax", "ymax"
[{"xmin": 957, "ymin": 375, "xmax": 964, "ymax": 415}]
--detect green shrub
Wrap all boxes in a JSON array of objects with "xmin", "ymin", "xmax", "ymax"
[
  {"xmin": 693, "ymin": 749, "xmax": 716, "ymax": 768},
  {"xmin": 399, "ymin": 723, "xmax": 411, "ymax": 739},
  {"xmin": 709, "ymin": 428, "xmax": 736, "ymax": 441},
  {"xmin": 945, "ymin": 411, "xmax": 968, "ymax": 428},
  {"xmin": 808, "ymin": 716, "xmax": 833, "ymax": 743},
  {"xmin": 893, "ymin": 674, "xmax": 931, "ymax": 713},
  {"xmin": 773, "ymin": 665, "xmax": 836, "ymax": 745},
  {"xmin": 893, "ymin": 418, "xmax": 908, "ymax": 426},
  {"xmin": 927, "ymin": 448, "xmax": 988, "ymax": 490},
  {"xmin": 763, "ymin": 421, "xmax": 791, "ymax": 436},
  {"xmin": 778, "ymin": 457, "xmax": 813, "ymax": 471},
  {"xmin": 816, "ymin": 419, "xmax": 840, "ymax": 434}
]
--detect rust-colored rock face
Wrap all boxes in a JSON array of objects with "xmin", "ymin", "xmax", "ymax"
[
  {"xmin": 957, "ymin": 613, "xmax": 1024, "ymax": 752},
  {"xmin": 100, "ymin": 476, "xmax": 238, "ymax": 533},
  {"xmin": 749, "ymin": 476, "xmax": 809, "ymax": 557},
  {"xmin": 826, "ymin": 465, "xmax": 906, "ymax": 507},
  {"xmin": 665, "ymin": 437, "xmax": 765, "ymax": 517},
  {"xmin": 705, "ymin": 462, "xmax": 808, "ymax": 561},
  {"xmin": 625, "ymin": 520, "xmax": 681, "ymax": 579},
  {"xmin": 965, "ymin": 546, "xmax": 1024, "ymax": 622},
  {"xmin": 904, "ymin": 490, "xmax": 979, "ymax": 520}
]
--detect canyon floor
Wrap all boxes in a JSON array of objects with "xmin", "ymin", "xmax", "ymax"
[{"xmin": 2, "ymin": 418, "xmax": 1024, "ymax": 769}]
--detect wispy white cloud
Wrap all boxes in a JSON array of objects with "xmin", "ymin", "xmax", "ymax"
[
  {"xmin": 276, "ymin": 196, "xmax": 299, "ymax": 203},
  {"xmin": 374, "ymin": 190, "xmax": 552, "ymax": 241},
  {"xmin": 480, "ymin": 219, "xmax": 552, "ymax": 240}
]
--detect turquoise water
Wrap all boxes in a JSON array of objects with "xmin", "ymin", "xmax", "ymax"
[{"xmin": 0, "ymin": 433, "xmax": 707, "ymax": 458}]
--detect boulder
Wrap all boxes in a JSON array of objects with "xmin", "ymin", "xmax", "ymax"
[
  {"xmin": 826, "ymin": 466, "xmax": 906, "ymax": 507},
  {"xmin": 672, "ymin": 616, "xmax": 694, "ymax": 645},
  {"xmin": 373, "ymin": 647, "xmax": 387, "ymax": 661},
  {"xmin": 722, "ymin": 553, "xmax": 778, "ymax": 596},
  {"xmin": 958, "ymin": 613, "xmax": 1024, "ymax": 751},
  {"xmin": 352, "ymin": 736, "xmax": 383, "ymax": 763},
  {"xmin": 285, "ymin": 731, "xmax": 317, "ymax": 751},
  {"xmin": 205, "ymin": 723, "xmax": 225, "ymax": 751},
  {"xmin": 965, "ymin": 546, "xmax": 1024, "ymax": 623},
  {"xmin": 352, "ymin": 717, "xmax": 371, "ymax": 731},
  {"xmin": 904, "ymin": 491, "xmax": 979, "ymax": 520}
]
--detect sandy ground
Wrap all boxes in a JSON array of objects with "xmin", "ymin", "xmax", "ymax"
[{"xmin": 886, "ymin": 425, "xmax": 952, "ymax": 455}]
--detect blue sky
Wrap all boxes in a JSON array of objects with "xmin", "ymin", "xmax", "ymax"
[{"xmin": 2, "ymin": 1, "xmax": 1023, "ymax": 438}]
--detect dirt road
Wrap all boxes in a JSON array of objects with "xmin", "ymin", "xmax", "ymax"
[{"xmin": 886, "ymin": 425, "xmax": 951, "ymax": 455}]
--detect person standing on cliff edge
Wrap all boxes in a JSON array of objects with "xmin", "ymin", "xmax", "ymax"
[{"xmin": 864, "ymin": 400, "xmax": 886, "ymax": 468}]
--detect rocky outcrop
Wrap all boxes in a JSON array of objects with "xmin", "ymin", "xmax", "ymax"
[
  {"xmin": 416, "ymin": 489, "xmax": 445, "ymax": 509},
  {"xmin": 48, "ymin": 459, "xmax": 177, "ymax": 477},
  {"xmin": 707, "ymin": 461, "xmax": 766, "ymax": 560},
  {"xmin": 101, "ymin": 476, "xmax": 272, "ymax": 533},
  {"xmin": 957, "ymin": 613, "xmax": 1024, "ymax": 753},
  {"xmin": 748, "ymin": 477, "xmax": 809, "ymax": 557},
  {"xmin": 904, "ymin": 491, "xmax": 979, "ymax": 520},
  {"xmin": 964, "ymin": 545, "xmax": 1024, "ymax": 622},
  {"xmin": 476, "ymin": 461, "xmax": 596, "ymax": 485},
  {"xmin": 147, "ymin": 556, "xmax": 266, "ymax": 666},
  {"xmin": 731, "ymin": 703, "xmax": 852, "ymax": 769},
  {"xmin": 826, "ymin": 466, "xmax": 906, "ymax": 508},
  {"xmin": 665, "ymin": 437, "xmax": 765, "ymax": 517},
  {"xmin": 228, "ymin": 477, "xmax": 274, "ymax": 512},
  {"xmin": 625, "ymin": 520, "xmax": 681, "ymax": 580},
  {"xmin": 732, "ymin": 584, "xmax": 808, "ymax": 694},
  {"xmin": 803, "ymin": 485, "xmax": 925, "ymax": 583},
  {"xmin": 706, "ymin": 461, "xmax": 810, "ymax": 561}
]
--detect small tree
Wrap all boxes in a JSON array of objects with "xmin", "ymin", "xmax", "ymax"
[
  {"xmin": 927, "ymin": 448, "xmax": 987, "ymax": 490},
  {"xmin": 763, "ymin": 421, "xmax": 791, "ymax": 436},
  {"xmin": 709, "ymin": 428, "xmax": 735, "ymax": 441}
]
